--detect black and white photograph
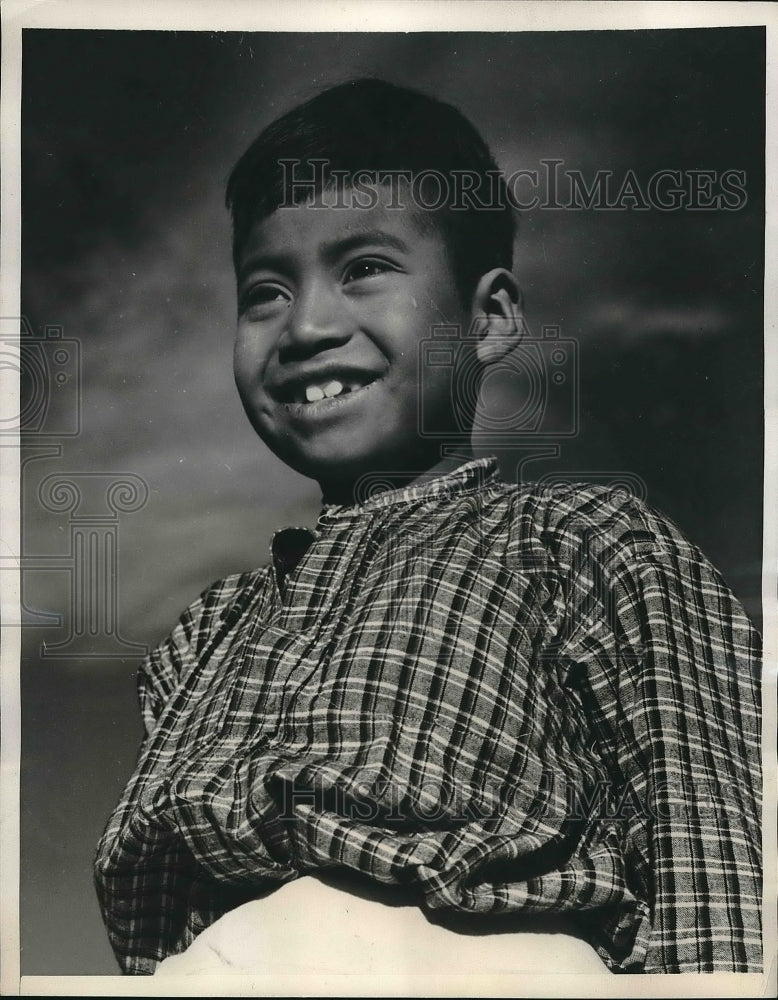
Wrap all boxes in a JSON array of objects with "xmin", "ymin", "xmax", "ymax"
[{"xmin": 1, "ymin": 1, "xmax": 775, "ymax": 995}]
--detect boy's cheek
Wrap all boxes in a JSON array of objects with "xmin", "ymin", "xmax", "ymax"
[{"xmin": 234, "ymin": 333, "xmax": 273, "ymax": 380}]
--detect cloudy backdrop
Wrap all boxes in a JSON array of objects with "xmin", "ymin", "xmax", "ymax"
[{"xmin": 19, "ymin": 28, "xmax": 764, "ymax": 973}]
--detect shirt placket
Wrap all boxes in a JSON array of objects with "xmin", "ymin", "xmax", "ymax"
[{"xmin": 216, "ymin": 518, "xmax": 369, "ymax": 735}]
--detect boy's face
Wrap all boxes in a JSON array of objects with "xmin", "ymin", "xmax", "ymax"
[{"xmin": 233, "ymin": 188, "xmax": 475, "ymax": 493}]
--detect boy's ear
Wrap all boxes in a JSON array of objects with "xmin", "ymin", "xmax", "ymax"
[{"xmin": 470, "ymin": 268, "xmax": 524, "ymax": 365}]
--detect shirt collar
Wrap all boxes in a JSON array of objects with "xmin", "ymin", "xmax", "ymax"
[{"xmin": 316, "ymin": 456, "xmax": 501, "ymax": 526}]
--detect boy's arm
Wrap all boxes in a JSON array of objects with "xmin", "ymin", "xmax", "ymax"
[
  {"xmin": 136, "ymin": 611, "xmax": 197, "ymax": 736},
  {"xmin": 559, "ymin": 497, "xmax": 762, "ymax": 972},
  {"xmin": 136, "ymin": 570, "xmax": 267, "ymax": 735}
]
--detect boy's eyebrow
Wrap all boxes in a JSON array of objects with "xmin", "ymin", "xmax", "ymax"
[
  {"xmin": 320, "ymin": 230, "xmax": 411, "ymax": 259},
  {"xmin": 238, "ymin": 230, "xmax": 411, "ymax": 284},
  {"xmin": 237, "ymin": 251, "xmax": 296, "ymax": 285}
]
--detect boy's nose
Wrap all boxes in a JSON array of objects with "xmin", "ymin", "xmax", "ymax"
[{"xmin": 280, "ymin": 280, "xmax": 353, "ymax": 356}]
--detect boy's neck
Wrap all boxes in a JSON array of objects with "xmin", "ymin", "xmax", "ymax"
[{"xmin": 318, "ymin": 448, "xmax": 475, "ymax": 507}]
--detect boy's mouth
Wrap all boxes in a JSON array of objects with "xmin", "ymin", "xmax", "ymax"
[
  {"xmin": 273, "ymin": 368, "xmax": 384, "ymax": 406},
  {"xmin": 297, "ymin": 377, "xmax": 369, "ymax": 405}
]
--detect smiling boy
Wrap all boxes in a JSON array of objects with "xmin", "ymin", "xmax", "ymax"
[
  {"xmin": 233, "ymin": 188, "xmax": 488, "ymax": 498},
  {"xmin": 94, "ymin": 79, "xmax": 762, "ymax": 976}
]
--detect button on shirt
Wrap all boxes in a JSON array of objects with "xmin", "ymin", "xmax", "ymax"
[{"xmin": 94, "ymin": 458, "xmax": 762, "ymax": 974}]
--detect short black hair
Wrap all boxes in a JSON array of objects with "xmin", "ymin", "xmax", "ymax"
[{"xmin": 225, "ymin": 78, "xmax": 516, "ymax": 301}]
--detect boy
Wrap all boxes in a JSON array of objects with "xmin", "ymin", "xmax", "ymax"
[{"xmin": 94, "ymin": 78, "xmax": 762, "ymax": 975}]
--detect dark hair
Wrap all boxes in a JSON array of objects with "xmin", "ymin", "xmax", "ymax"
[{"xmin": 225, "ymin": 78, "xmax": 516, "ymax": 300}]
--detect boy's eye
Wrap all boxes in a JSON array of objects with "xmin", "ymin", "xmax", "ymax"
[
  {"xmin": 342, "ymin": 258, "xmax": 394, "ymax": 285},
  {"xmin": 239, "ymin": 284, "xmax": 291, "ymax": 316}
]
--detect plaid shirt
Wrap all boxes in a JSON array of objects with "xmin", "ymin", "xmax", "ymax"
[{"xmin": 94, "ymin": 457, "xmax": 762, "ymax": 974}]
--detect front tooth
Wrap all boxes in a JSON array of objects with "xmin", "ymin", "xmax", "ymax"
[
  {"xmin": 323, "ymin": 380, "xmax": 343, "ymax": 398},
  {"xmin": 305, "ymin": 385, "xmax": 325, "ymax": 402}
]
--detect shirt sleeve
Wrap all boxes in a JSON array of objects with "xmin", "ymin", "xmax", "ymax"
[
  {"xmin": 136, "ymin": 601, "xmax": 201, "ymax": 736},
  {"xmin": 136, "ymin": 570, "xmax": 267, "ymax": 735},
  {"xmin": 551, "ymin": 490, "xmax": 762, "ymax": 972}
]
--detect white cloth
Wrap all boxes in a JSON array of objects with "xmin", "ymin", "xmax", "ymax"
[{"xmin": 154, "ymin": 874, "xmax": 607, "ymax": 976}]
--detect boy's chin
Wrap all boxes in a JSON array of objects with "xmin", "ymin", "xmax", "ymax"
[
  {"xmin": 286, "ymin": 451, "xmax": 397, "ymax": 498},
  {"xmin": 269, "ymin": 443, "xmax": 449, "ymax": 503}
]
